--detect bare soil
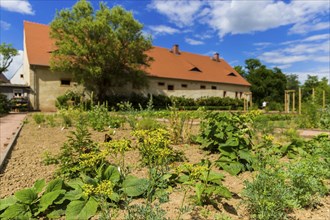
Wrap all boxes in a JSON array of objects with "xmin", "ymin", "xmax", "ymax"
[{"xmin": 0, "ymin": 114, "xmax": 329, "ymax": 220}]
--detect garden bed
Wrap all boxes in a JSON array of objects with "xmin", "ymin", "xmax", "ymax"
[{"xmin": 0, "ymin": 113, "xmax": 329, "ymax": 220}]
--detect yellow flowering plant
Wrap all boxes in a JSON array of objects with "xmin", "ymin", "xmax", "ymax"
[{"xmin": 177, "ymin": 159, "xmax": 231, "ymax": 206}]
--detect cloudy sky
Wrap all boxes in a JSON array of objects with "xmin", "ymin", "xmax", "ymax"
[{"xmin": 1, "ymin": 0, "xmax": 329, "ymax": 83}]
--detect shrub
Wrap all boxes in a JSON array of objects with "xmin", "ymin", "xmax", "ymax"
[
  {"xmin": 55, "ymin": 90, "xmax": 82, "ymax": 110},
  {"xmin": 0, "ymin": 94, "xmax": 10, "ymax": 114}
]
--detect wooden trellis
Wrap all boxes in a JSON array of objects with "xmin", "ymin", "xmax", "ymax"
[
  {"xmin": 284, "ymin": 90, "xmax": 295, "ymax": 113},
  {"xmin": 243, "ymin": 92, "xmax": 253, "ymax": 111}
]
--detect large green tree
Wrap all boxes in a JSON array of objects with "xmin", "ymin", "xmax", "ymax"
[
  {"xmin": 302, "ymin": 75, "xmax": 330, "ymax": 104},
  {"xmin": 50, "ymin": 0, "xmax": 153, "ymax": 102},
  {"xmin": 242, "ymin": 58, "xmax": 287, "ymax": 105},
  {"xmin": 285, "ymin": 74, "xmax": 300, "ymax": 91},
  {"xmin": 0, "ymin": 43, "xmax": 18, "ymax": 75}
]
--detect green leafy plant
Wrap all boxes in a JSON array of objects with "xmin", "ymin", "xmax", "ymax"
[
  {"xmin": 32, "ymin": 113, "xmax": 46, "ymax": 125},
  {"xmin": 88, "ymin": 104, "xmax": 123, "ymax": 131},
  {"xmin": 197, "ymin": 111, "xmax": 258, "ymax": 175},
  {"xmin": 135, "ymin": 117, "xmax": 163, "ymax": 131},
  {"xmin": 55, "ymin": 90, "xmax": 82, "ymax": 110},
  {"xmin": 0, "ymin": 179, "xmax": 67, "ymax": 219},
  {"xmin": 177, "ymin": 159, "xmax": 231, "ymax": 207},
  {"xmin": 51, "ymin": 117, "xmax": 99, "ymax": 178}
]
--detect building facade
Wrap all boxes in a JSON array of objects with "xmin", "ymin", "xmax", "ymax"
[{"xmin": 23, "ymin": 21, "xmax": 250, "ymax": 111}]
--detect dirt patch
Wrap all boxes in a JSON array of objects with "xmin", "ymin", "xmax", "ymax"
[{"xmin": 0, "ymin": 114, "xmax": 329, "ymax": 220}]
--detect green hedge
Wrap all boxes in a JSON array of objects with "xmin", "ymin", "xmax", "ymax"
[
  {"xmin": 0, "ymin": 94, "xmax": 10, "ymax": 114},
  {"xmin": 105, "ymin": 94, "xmax": 243, "ymax": 110},
  {"xmin": 55, "ymin": 92, "xmax": 245, "ymax": 111}
]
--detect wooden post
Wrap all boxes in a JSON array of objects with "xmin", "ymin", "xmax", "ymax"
[
  {"xmin": 323, "ymin": 90, "xmax": 326, "ymax": 109},
  {"xmin": 284, "ymin": 91, "xmax": 287, "ymax": 113},
  {"xmin": 293, "ymin": 91, "xmax": 295, "ymax": 113},
  {"xmin": 312, "ymin": 88, "xmax": 315, "ymax": 101},
  {"xmin": 299, "ymin": 88, "xmax": 301, "ymax": 114},
  {"xmin": 288, "ymin": 93, "xmax": 290, "ymax": 112}
]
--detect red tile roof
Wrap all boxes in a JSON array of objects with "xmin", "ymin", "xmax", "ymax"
[{"xmin": 24, "ymin": 21, "xmax": 250, "ymax": 86}]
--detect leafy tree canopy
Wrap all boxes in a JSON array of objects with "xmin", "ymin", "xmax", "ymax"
[
  {"xmin": 0, "ymin": 43, "xmax": 18, "ymax": 75},
  {"xmin": 50, "ymin": 0, "xmax": 153, "ymax": 102},
  {"xmin": 286, "ymin": 74, "xmax": 300, "ymax": 91},
  {"xmin": 243, "ymin": 58, "xmax": 287, "ymax": 105},
  {"xmin": 302, "ymin": 75, "xmax": 330, "ymax": 104}
]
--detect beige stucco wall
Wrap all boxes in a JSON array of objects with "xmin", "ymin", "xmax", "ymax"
[
  {"xmin": 29, "ymin": 66, "xmax": 82, "ymax": 111},
  {"xmin": 27, "ymin": 67, "xmax": 249, "ymax": 111},
  {"xmin": 140, "ymin": 77, "xmax": 250, "ymax": 99}
]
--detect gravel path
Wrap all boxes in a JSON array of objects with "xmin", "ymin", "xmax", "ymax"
[{"xmin": 0, "ymin": 113, "xmax": 27, "ymax": 169}]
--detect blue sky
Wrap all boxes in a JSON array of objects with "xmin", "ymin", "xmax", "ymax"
[{"xmin": 1, "ymin": 0, "xmax": 329, "ymax": 84}]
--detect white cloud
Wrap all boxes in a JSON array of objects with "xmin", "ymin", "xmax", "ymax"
[
  {"xmin": 260, "ymin": 52, "xmax": 309, "ymax": 64},
  {"xmin": 0, "ymin": 0, "xmax": 34, "ymax": 15},
  {"xmin": 3, "ymin": 50, "xmax": 23, "ymax": 80},
  {"xmin": 0, "ymin": 20, "xmax": 10, "ymax": 30},
  {"xmin": 185, "ymin": 38, "xmax": 204, "ymax": 45},
  {"xmin": 290, "ymin": 70, "xmax": 330, "ymax": 84},
  {"xmin": 272, "ymin": 64, "xmax": 292, "ymax": 70},
  {"xmin": 302, "ymin": 34, "xmax": 330, "ymax": 42},
  {"xmin": 148, "ymin": 0, "xmax": 203, "ymax": 27},
  {"xmin": 258, "ymin": 33, "xmax": 330, "ymax": 67},
  {"xmin": 205, "ymin": 0, "xmax": 329, "ymax": 38},
  {"xmin": 151, "ymin": 0, "xmax": 329, "ymax": 38},
  {"xmin": 194, "ymin": 33, "xmax": 212, "ymax": 40},
  {"xmin": 148, "ymin": 25, "xmax": 180, "ymax": 36},
  {"xmin": 289, "ymin": 21, "xmax": 330, "ymax": 35}
]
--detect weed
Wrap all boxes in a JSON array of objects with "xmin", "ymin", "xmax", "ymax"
[
  {"xmin": 32, "ymin": 113, "xmax": 45, "ymax": 125},
  {"xmin": 125, "ymin": 204, "xmax": 168, "ymax": 220},
  {"xmin": 45, "ymin": 114, "xmax": 57, "ymax": 127},
  {"xmin": 136, "ymin": 117, "xmax": 163, "ymax": 130},
  {"xmin": 243, "ymin": 163, "xmax": 298, "ymax": 220}
]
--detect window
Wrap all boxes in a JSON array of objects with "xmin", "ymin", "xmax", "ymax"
[
  {"xmin": 228, "ymin": 72, "xmax": 237, "ymax": 77},
  {"xmin": 223, "ymin": 91, "xmax": 227, "ymax": 97},
  {"xmin": 61, "ymin": 79, "xmax": 71, "ymax": 86},
  {"xmin": 20, "ymin": 74, "xmax": 24, "ymax": 78},
  {"xmin": 167, "ymin": 85, "xmax": 174, "ymax": 90},
  {"xmin": 211, "ymin": 86, "xmax": 217, "ymax": 90},
  {"xmin": 190, "ymin": 67, "xmax": 202, "ymax": 72},
  {"xmin": 200, "ymin": 85, "xmax": 206, "ymax": 89},
  {"xmin": 158, "ymin": 82, "xmax": 165, "ymax": 86},
  {"xmin": 240, "ymin": 92, "xmax": 243, "ymax": 98},
  {"xmin": 235, "ymin": 92, "xmax": 238, "ymax": 98},
  {"xmin": 13, "ymin": 89, "xmax": 23, "ymax": 97},
  {"xmin": 181, "ymin": 84, "xmax": 187, "ymax": 88}
]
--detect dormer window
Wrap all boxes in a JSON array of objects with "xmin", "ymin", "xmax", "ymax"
[
  {"xmin": 190, "ymin": 67, "xmax": 201, "ymax": 72},
  {"xmin": 228, "ymin": 72, "xmax": 237, "ymax": 77}
]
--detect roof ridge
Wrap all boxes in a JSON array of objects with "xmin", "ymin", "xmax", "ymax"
[{"xmin": 24, "ymin": 20, "xmax": 48, "ymax": 27}]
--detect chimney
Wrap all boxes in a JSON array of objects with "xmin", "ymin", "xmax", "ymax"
[
  {"xmin": 213, "ymin": 53, "xmax": 220, "ymax": 62},
  {"xmin": 171, "ymin": 44, "xmax": 180, "ymax": 55}
]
